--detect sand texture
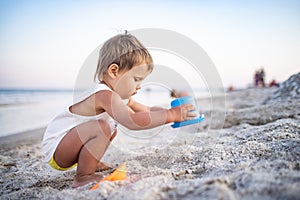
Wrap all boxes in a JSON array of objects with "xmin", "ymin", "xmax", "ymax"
[{"xmin": 1, "ymin": 73, "xmax": 300, "ymax": 199}]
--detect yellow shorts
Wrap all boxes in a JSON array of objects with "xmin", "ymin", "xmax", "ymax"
[{"xmin": 48, "ymin": 156, "xmax": 77, "ymax": 171}]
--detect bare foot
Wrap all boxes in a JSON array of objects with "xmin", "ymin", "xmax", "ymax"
[
  {"xmin": 95, "ymin": 161, "xmax": 113, "ymax": 172},
  {"xmin": 72, "ymin": 174, "xmax": 103, "ymax": 188}
]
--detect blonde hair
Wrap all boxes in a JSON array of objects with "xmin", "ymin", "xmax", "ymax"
[{"xmin": 94, "ymin": 32, "xmax": 153, "ymax": 81}]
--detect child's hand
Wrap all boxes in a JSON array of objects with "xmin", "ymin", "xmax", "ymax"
[{"xmin": 169, "ymin": 103, "xmax": 196, "ymax": 122}]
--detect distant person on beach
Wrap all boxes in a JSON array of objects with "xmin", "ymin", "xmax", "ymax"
[
  {"xmin": 253, "ymin": 67, "xmax": 266, "ymax": 87},
  {"xmin": 170, "ymin": 89, "xmax": 189, "ymax": 98},
  {"xmin": 260, "ymin": 68, "xmax": 266, "ymax": 87},
  {"xmin": 227, "ymin": 85, "xmax": 234, "ymax": 92},
  {"xmin": 269, "ymin": 79, "xmax": 279, "ymax": 87},
  {"xmin": 42, "ymin": 33, "xmax": 195, "ymax": 188},
  {"xmin": 254, "ymin": 70, "xmax": 260, "ymax": 87}
]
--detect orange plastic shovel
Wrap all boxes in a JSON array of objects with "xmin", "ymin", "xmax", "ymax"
[{"xmin": 90, "ymin": 162, "xmax": 127, "ymax": 190}]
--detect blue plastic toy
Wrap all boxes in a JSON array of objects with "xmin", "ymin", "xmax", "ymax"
[{"xmin": 171, "ymin": 96, "xmax": 204, "ymax": 128}]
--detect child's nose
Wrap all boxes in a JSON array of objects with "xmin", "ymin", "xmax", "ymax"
[{"xmin": 136, "ymin": 85, "xmax": 141, "ymax": 90}]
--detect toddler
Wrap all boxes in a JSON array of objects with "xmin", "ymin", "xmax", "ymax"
[{"xmin": 42, "ymin": 32, "xmax": 195, "ymax": 188}]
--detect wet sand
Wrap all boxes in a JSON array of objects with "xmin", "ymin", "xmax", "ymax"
[{"xmin": 1, "ymin": 85, "xmax": 300, "ymax": 199}]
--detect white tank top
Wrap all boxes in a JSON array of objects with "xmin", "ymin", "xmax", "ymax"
[{"xmin": 42, "ymin": 83, "xmax": 117, "ymax": 162}]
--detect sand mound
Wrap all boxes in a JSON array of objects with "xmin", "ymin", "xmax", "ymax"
[{"xmin": 265, "ymin": 72, "xmax": 300, "ymax": 103}]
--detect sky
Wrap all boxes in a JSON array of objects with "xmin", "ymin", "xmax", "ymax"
[{"xmin": 0, "ymin": 0, "xmax": 299, "ymax": 89}]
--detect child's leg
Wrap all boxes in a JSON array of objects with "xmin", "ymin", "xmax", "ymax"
[
  {"xmin": 96, "ymin": 129, "xmax": 118, "ymax": 172},
  {"xmin": 53, "ymin": 119, "xmax": 113, "ymax": 188}
]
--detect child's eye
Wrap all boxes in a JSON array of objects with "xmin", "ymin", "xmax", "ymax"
[{"xmin": 134, "ymin": 77, "xmax": 143, "ymax": 82}]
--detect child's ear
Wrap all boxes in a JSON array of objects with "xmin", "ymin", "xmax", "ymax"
[{"xmin": 107, "ymin": 64, "xmax": 119, "ymax": 79}]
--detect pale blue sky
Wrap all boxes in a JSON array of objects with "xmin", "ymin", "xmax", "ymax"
[{"xmin": 0, "ymin": 0, "xmax": 299, "ymax": 89}]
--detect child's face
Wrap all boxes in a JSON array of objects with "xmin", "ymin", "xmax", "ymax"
[{"xmin": 114, "ymin": 63, "xmax": 151, "ymax": 99}]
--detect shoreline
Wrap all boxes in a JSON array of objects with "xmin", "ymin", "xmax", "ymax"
[{"xmin": 0, "ymin": 127, "xmax": 45, "ymax": 148}]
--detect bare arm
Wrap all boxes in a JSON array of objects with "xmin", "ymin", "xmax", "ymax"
[
  {"xmin": 127, "ymin": 98, "xmax": 165, "ymax": 112},
  {"xmin": 127, "ymin": 98, "xmax": 150, "ymax": 112},
  {"xmin": 96, "ymin": 90, "xmax": 194, "ymax": 130}
]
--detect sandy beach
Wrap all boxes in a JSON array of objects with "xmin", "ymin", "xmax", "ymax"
[{"xmin": 1, "ymin": 74, "xmax": 300, "ymax": 199}]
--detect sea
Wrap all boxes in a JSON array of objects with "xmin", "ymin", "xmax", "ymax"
[{"xmin": 0, "ymin": 86, "xmax": 211, "ymax": 138}]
